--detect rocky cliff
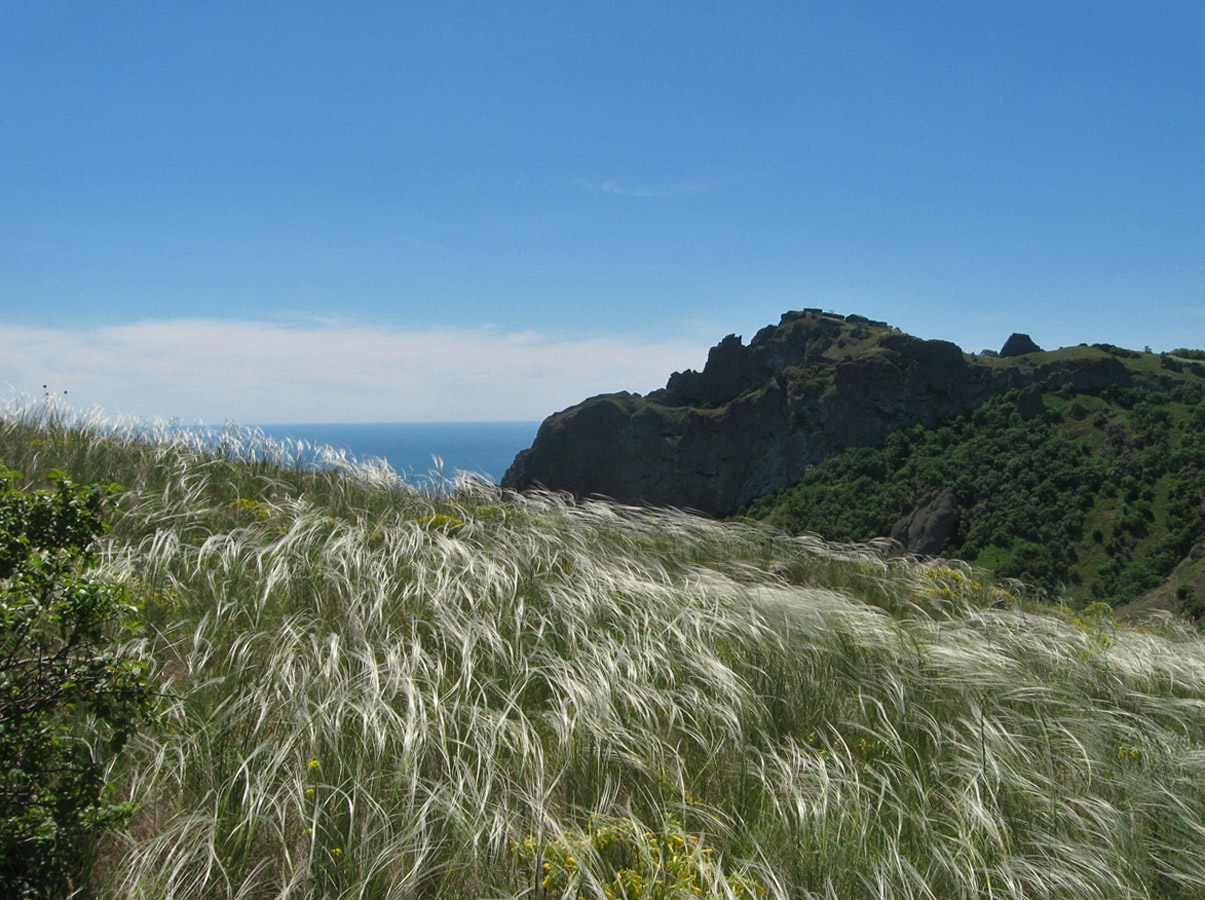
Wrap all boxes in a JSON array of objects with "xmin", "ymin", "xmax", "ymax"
[{"xmin": 502, "ymin": 311, "xmax": 1139, "ymax": 515}]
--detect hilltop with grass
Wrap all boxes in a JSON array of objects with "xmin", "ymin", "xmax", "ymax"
[
  {"xmin": 504, "ymin": 311, "xmax": 1205, "ymax": 618},
  {"xmin": 3, "ymin": 401, "xmax": 1205, "ymax": 899}
]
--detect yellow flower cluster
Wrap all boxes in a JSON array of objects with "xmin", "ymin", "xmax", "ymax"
[
  {"xmin": 228, "ymin": 497, "xmax": 272, "ymax": 521},
  {"xmin": 417, "ymin": 513, "xmax": 466, "ymax": 534},
  {"xmin": 923, "ymin": 566, "xmax": 967, "ymax": 584},
  {"xmin": 473, "ymin": 504, "xmax": 514, "ymax": 521},
  {"xmin": 917, "ymin": 565, "xmax": 1016, "ymax": 609},
  {"xmin": 510, "ymin": 817, "xmax": 766, "ymax": 900},
  {"xmin": 1067, "ymin": 601, "xmax": 1117, "ymax": 652},
  {"xmin": 1116, "ymin": 743, "xmax": 1142, "ymax": 761},
  {"xmin": 27, "ymin": 436, "xmax": 74, "ymax": 450}
]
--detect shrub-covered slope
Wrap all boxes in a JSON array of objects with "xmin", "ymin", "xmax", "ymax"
[
  {"xmin": 742, "ymin": 373, "xmax": 1205, "ymax": 611},
  {"xmin": 4, "ymin": 404, "xmax": 1205, "ymax": 900}
]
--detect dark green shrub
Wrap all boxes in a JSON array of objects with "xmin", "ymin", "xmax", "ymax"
[
  {"xmin": 0, "ymin": 466, "xmax": 156, "ymax": 898},
  {"xmin": 1093, "ymin": 343, "xmax": 1141, "ymax": 359},
  {"xmin": 1177, "ymin": 585, "xmax": 1204, "ymax": 624}
]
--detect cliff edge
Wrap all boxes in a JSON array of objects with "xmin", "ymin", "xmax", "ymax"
[{"xmin": 502, "ymin": 311, "xmax": 1136, "ymax": 515}]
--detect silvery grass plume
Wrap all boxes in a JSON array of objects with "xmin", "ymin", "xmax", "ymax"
[{"xmin": 2, "ymin": 397, "xmax": 1204, "ymax": 900}]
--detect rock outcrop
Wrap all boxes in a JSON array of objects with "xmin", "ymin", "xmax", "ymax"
[
  {"xmin": 890, "ymin": 488, "xmax": 960, "ymax": 555},
  {"xmin": 502, "ymin": 311, "xmax": 1145, "ymax": 516},
  {"xmin": 1000, "ymin": 333, "xmax": 1042, "ymax": 357},
  {"xmin": 1015, "ymin": 385, "xmax": 1046, "ymax": 421}
]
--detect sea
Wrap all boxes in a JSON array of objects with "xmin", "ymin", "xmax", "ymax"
[{"xmin": 248, "ymin": 421, "xmax": 541, "ymax": 485}]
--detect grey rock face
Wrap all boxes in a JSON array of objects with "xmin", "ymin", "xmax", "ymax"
[
  {"xmin": 663, "ymin": 334, "xmax": 771, "ymax": 407},
  {"xmin": 890, "ymin": 488, "xmax": 961, "ymax": 556}
]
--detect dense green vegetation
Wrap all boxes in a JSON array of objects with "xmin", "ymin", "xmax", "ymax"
[
  {"xmin": 3, "ymin": 400, "xmax": 1205, "ymax": 899},
  {"xmin": 743, "ymin": 382, "xmax": 1205, "ymax": 610},
  {"xmin": 0, "ymin": 465, "xmax": 156, "ymax": 897}
]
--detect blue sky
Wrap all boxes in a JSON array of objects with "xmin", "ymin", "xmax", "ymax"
[{"xmin": 2, "ymin": 1, "xmax": 1202, "ymax": 422}]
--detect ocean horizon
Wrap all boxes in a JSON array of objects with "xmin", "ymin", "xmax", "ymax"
[{"xmin": 248, "ymin": 421, "xmax": 541, "ymax": 485}]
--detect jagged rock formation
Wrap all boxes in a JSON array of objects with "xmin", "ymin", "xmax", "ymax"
[
  {"xmin": 502, "ymin": 311, "xmax": 1140, "ymax": 516},
  {"xmin": 890, "ymin": 487, "xmax": 961, "ymax": 555},
  {"xmin": 1000, "ymin": 333, "xmax": 1043, "ymax": 357}
]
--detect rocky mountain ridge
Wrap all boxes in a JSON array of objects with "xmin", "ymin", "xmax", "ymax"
[{"xmin": 503, "ymin": 310, "xmax": 1186, "ymax": 516}]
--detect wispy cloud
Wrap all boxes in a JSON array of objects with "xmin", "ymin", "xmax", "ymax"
[
  {"xmin": 0, "ymin": 319, "xmax": 710, "ymax": 424},
  {"xmin": 578, "ymin": 179, "xmax": 717, "ymax": 199}
]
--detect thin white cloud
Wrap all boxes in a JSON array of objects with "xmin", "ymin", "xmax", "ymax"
[
  {"xmin": 577, "ymin": 170, "xmax": 753, "ymax": 199},
  {"xmin": 0, "ymin": 319, "xmax": 711, "ymax": 424},
  {"xmin": 579, "ymin": 179, "xmax": 716, "ymax": 199}
]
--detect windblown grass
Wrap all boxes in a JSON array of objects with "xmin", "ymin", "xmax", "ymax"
[{"xmin": 3, "ymin": 398, "xmax": 1205, "ymax": 899}]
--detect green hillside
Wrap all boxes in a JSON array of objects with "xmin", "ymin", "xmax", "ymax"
[
  {"xmin": 742, "ymin": 346, "xmax": 1205, "ymax": 615},
  {"xmin": 3, "ymin": 400, "xmax": 1205, "ymax": 899}
]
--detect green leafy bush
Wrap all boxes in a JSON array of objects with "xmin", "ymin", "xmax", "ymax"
[{"xmin": 0, "ymin": 466, "xmax": 155, "ymax": 898}]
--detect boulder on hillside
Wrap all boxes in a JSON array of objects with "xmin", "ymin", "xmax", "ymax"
[
  {"xmin": 890, "ymin": 487, "xmax": 960, "ymax": 556},
  {"xmin": 1000, "ymin": 333, "xmax": 1043, "ymax": 357},
  {"xmin": 1015, "ymin": 385, "xmax": 1045, "ymax": 420}
]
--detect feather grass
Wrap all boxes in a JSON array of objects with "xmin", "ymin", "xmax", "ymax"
[{"xmin": 2, "ymin": 396, "xmax": 1204, "ymax": 899}]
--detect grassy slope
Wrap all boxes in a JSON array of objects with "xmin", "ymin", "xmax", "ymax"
[{"xmin": 4, "ymin": 402, "xmax": 1205, "ymax": 900}]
